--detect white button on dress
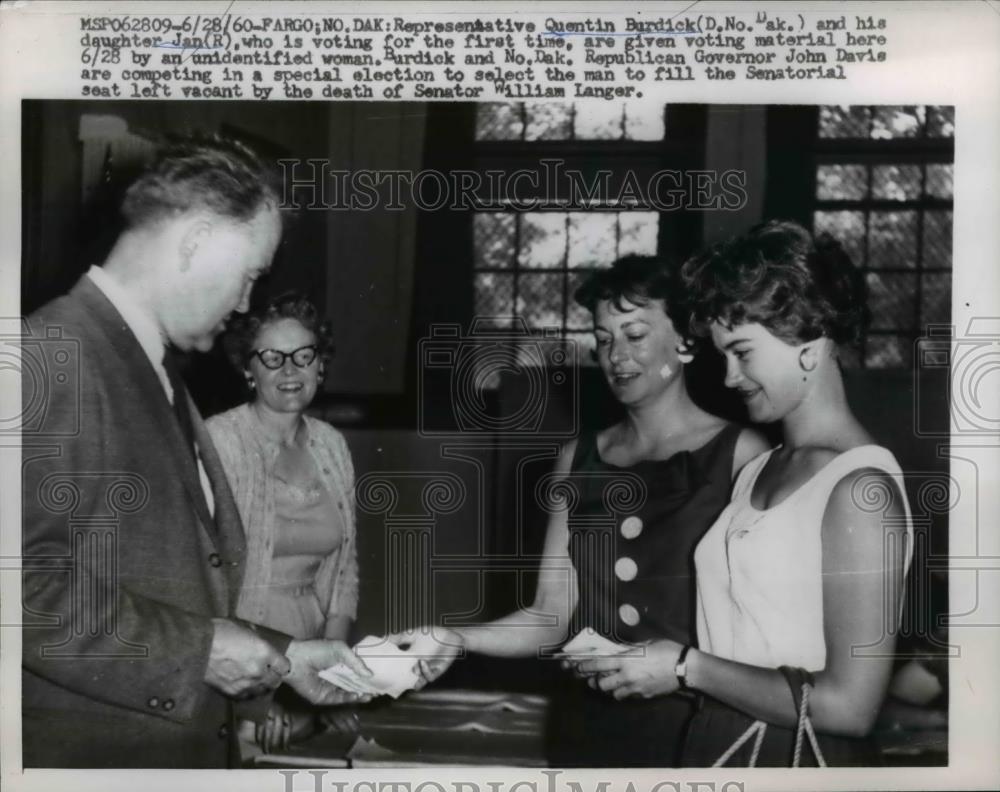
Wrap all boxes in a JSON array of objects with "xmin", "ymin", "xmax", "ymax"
[
  {"xmin": 614, "ymin": 557, "xmax": 638, "ymax": 581},
  {"xmin": 620, "ymin": 516, "xmax": 643, "ymax": 540}
]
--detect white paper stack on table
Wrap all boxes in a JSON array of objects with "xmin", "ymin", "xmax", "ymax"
[
  {"xmin": 319, "ymin": 635, "xmax": 422, "ymax": 699},
  {"xmin": 555, "ymin": 627, "xmax": 637, "ymax": 659}
]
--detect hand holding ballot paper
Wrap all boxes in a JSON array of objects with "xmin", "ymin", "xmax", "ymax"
[
  {"xmin": 556, "ymin": 627, "xmax": 637, "ymax": 660},
  {"xmin": 559, "ymin": 629, "xmax": 687, "ymax": 700},
  {"xmin": 320, "ymin": 635, "xmax": 449, "ymax": 699}
]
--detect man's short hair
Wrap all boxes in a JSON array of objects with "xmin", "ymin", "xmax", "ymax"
[{"xmin": 120, "ymin": 134, "xmax": 281, "ymax": 229}]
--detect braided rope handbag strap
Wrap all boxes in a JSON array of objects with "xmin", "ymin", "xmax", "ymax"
[
  {"xmin": 712, "ymin": 719, "xmax": 768, "ymax": 767},
  {"xmin": 711, "ymin": 667, "xmax": 829, "ymax": 767}
]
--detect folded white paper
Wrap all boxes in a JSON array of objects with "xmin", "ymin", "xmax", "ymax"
[
  {"xmin": 556, "ymin": 627, "xmax": 635, "ymax": 658},
  {"xmin": 319, "ymin": 635, "xmax": 422, "ymax": 699}
]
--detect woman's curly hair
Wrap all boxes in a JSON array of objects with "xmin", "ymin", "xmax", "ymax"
[
  {"xmin": 681, "ymin": 220, "xmax": 870, "ymax": 348},
  {"xmin": 223, "ymin": 291, "xmax": 335, "ymax": 373}
]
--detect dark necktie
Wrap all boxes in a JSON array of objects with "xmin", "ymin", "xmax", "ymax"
[{"xmin": 162, "ymin": 349, "xmax": 196, "ymax": 460}]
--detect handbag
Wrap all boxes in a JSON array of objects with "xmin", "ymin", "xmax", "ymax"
[{"xmin": 712, "ymin": 666, "xmax": 828, "ymax": 768}]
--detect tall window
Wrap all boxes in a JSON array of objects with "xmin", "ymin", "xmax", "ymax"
[
  {"xmin": 473, "ymin": 210, "xmax": 659, "ymax": 368},
  {"xmin": 812, "ymin": 105, "xmax": 954, "ymax": 368},
  {"xmin": 470, "ymin": 103, "xmax": 704, "ymax": 373}
]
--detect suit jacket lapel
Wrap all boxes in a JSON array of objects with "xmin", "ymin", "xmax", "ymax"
[{"xmin": 73, "ymin": 278, "xmax": 220, "ymax": 548}]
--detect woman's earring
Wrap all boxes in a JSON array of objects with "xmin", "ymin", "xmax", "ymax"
[
  {"xmin": 245, "ymin": 375, "xmax": 256, "ymax": 391},
  {"xmin": 799, "ymin": 347, "xmax": 818, "ymax": 375},
  {"xmin": 676, "ymin": 343, "xmax": 695, "ymax": 365}
]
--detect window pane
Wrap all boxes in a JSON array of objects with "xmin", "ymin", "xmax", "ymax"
[
  {"xmin": 516, "ymin": 273, "xmax": 565, "ymax": 329},
  {"xmin": 872, "ymin": 165, "xmax": 922, "ymax": 201},
  {"xmin": 625, "ymin": 102, "xmax": 666, "ymax": 141},
  {"xmin": 565, "ymin": 330, "xmax": 598, "ymax": 367},
  {"xmin": 478, "ymin": 101, "xmax": 668, "ymax": 141},
  {"xmin": 818, "ymin": 105, "xmax": 871, "ymax": 138},
  {"xmin": 474, "ymin": 272, "xmax": 515, "ymax": 322},
  {"xmin": 923, "ymin": 210, "xmax": 953, "ymax": 269},
  {"xmin": 474, "ymin": 213, "xmax": 516, "ymax": 269},
  {"xmin": 867, "ymin": 272, "xmax": 917, "ymax": 330},
  {"xmin": 814, "ymin": 210, "xmax": 865, "ymax": 266},
  {"xmin": 566, "ymin": 271, "xmax": 596, "ymax": 330},
  {"xmin": 869, "ymin": 211, "xmax": 918, "ymax": 268},
  {"xmin": 475, "ymin": 103, "xmax": 524, "ymax": 141},
  {"xmin": 865, "ymin": 335, "xmax": 910, "ymax": 368},
  {"xmin": 871, "ymin": 106, "xmax": 925, "ymax": 139},
  {"xmin": 816, "ymin": 164, "xmax": 868, "ymax": 200},
  {"xmin": 524, "ymin": 102, "xmax": 572, "ymax": 140},
  {"xmin": 925, "ymin": 164, "xmax": 953, "ymax": 199},
  {"xmin": 926, "ymin": 106, "xmax": 955, "ymax": 138},
  {"xmin": 618, "ymin": 212, "xmax": 659, "ymax": 257},
  {"xmin": 568, "ymin": 213, "xmax": 617, "ymax": 269},
  {"xmin": 920, "ymin": 273, "xmax": 951, "ymax": 328},
  {"xmin": 519, "ymin": 213, "xmax": 567, "ymax": 269},
  {"xmin": 574, "ymin": 103, "xmax": 624, "ymax": 140},
  {"xmin": 812, "ymin": 104, "xmax": 952, "ymax": 369}
]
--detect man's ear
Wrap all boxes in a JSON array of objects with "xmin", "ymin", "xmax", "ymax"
[{"xmin": 178, "ymin": 218, "xmax": 212, "ymax": 272}]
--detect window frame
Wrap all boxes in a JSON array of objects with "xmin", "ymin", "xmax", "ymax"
[
  {"xmin": 767, "ymin": 105, "xmax": 955, "ymax": 369},
  {"xmin": 469, "ymin": 104, "xmax": 709, "ymax": 366}
]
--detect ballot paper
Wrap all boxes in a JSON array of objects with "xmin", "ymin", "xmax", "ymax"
[
  {"xmin": 319, "ymin": 635, "xmax": 422, "ymax": 698},
  {"xmin": 555, "ymin": 627, "xmax": 636, "ymax": 659}
]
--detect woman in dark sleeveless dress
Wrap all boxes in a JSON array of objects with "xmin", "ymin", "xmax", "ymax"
[
  {"xmin": 548, "ymin": 415, "xmax": 747, "ymax": 765},
  {"xmin": 395, "ymin": 255, "xmax": 767, "ymax": 766}
]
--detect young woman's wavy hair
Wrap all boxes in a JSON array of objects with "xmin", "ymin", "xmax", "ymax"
[{"xmin": 681, "ymin": 220, "xmax": 870, "ymax": 349}]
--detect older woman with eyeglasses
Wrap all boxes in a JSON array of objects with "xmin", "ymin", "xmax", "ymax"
[{"xmin": 207, "ymin": 292, "xmax": 362, "ymax": 752}]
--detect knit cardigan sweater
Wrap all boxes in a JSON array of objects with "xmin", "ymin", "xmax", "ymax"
[{"xmin": 206, "ymin": 403, "xmax": 358, "ymax": 637}]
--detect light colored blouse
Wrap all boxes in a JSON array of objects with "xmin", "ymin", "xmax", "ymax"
[
  {"xmin": 272, "ymin": 474, "xmax": 342, "ymax": 559},
  {"xmin": 206, "ymin": 403, "xmax": 358, "ymax": 637},
  {"xmin": 694, "ymin": 445, "xmax": 913, "ymax": 671}
]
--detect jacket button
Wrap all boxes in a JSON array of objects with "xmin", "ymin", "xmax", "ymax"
[
  {"xmin": 147, "ymin": 696, "xmax": 160, "ymax": 708},
  {"xmin": 218, "ymin": 723, "xmax": 230, "ymax": 739},
  {"xmin": 162, "ymin": 698, "xmax": 175, "ymax": 711},
  {"xmin": 209, "ymin": 553, "xmax": 222, "ymax": 567}
]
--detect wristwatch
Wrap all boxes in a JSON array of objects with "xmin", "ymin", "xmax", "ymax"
[{"xmin": 674, "ymin": 645, "xmax": 692, "ymax": 690}]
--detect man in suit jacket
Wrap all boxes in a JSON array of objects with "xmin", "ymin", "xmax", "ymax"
[{"xmin": 21, "ymin": 136, "xmax": 369, "ymax": 768}]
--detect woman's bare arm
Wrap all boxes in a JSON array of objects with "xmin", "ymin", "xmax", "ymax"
[{"xmin": 454, "ymin": 440, "xmax": 580, "ymax": 657}]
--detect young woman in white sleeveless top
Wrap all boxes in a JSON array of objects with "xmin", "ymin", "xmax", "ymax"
[{"xmin": 572, "ymin": 221, "xmax": 913, "ymax": 766}]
